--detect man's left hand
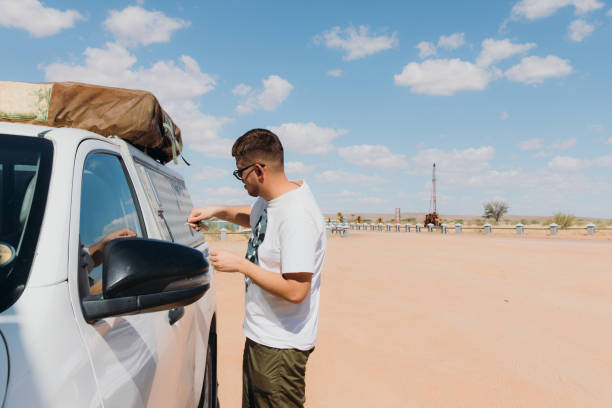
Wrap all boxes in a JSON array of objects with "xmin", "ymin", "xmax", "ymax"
[{"xmin": 209, "ymin": 249, "xmax": 247, "ymax": 273}]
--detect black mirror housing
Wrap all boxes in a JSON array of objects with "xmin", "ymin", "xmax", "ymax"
[{"xmin": 82, "ymin": 238, "xmax": 210, "ymax": 322}]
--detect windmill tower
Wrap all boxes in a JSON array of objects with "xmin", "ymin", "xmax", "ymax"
[{"xmin": 424, "ymin": 163, "xmax": 440, "ymax": 226}]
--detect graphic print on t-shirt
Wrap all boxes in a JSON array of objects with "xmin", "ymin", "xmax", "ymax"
[{"xmin": 245, "ymin": 208, "xmax": 267, "ymax": 291}]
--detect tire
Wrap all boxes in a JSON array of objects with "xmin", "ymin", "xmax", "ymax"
[{"xmin": 198, "ymin": 332, "xmax": 218, "ymax": 408}]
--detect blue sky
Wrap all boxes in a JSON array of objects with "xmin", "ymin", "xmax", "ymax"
[{"xmin": 2, "ymin": 0, "xmax": 612, "ymax": 217}]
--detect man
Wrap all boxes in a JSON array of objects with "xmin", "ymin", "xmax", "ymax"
[{"xmin": 188, "ymin": 128, "xmax": 326, "ymax": 408}]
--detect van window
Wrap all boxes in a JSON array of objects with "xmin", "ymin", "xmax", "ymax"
[
  {"xmin": 0, "ymin": 134, "xmax": 52, "ymax": 312},
  {"xmin": 79, "ymin": 153, "xmax": 145, "ymax": 296},
  {"xmin": 134, "ymin": 162, "xmax": 201, "ymax": 247}
]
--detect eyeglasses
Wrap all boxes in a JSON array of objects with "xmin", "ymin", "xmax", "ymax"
[{"xmin": 233, "ymin": 163, "xmax": 265, "ymax": 181}]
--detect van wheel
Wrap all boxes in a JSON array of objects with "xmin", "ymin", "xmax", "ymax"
[{"xmin": 198, "ymin": 334, "xmax": 219, "ymax": 408}]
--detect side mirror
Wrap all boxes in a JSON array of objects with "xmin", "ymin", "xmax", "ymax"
[{"xmin": 82, "ymin": 238, "xmax": 210, "ymax": 323}]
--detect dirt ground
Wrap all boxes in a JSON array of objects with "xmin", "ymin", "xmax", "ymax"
[{"xmin": 210, "ymin": 230, "xmax": 612, "ymax": 407}]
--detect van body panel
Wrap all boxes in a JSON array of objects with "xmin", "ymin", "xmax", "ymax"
[
  {"xmin": 0, "ymin": 122, "xmax": 217, "ymax": 407},
  {"xmin": 0, "ymin": 283, "xmax": 101, "ymax": 407}
]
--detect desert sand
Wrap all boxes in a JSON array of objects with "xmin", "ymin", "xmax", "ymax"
[{"xmin": 210, "ymin": 230, "xmax": 612, "ymax": 407}]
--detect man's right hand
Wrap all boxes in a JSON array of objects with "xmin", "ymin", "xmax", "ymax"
[{"xmin": 188, "ymin": 206, "xmax": 219, "ymax": 230}]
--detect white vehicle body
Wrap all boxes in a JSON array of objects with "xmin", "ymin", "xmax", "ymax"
[{"xmin": 0, "ymin": 122, "xmax": 217, "ymax": 407}]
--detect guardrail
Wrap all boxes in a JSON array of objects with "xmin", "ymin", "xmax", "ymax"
[{"xmin": 326, "ymin": 222, "xmax": 611, "ymax": 237}]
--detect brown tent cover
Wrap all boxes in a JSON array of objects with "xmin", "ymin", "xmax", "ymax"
[{"xmin": 0, "ymin": 81, "xmax": 182, "ymax": 164}]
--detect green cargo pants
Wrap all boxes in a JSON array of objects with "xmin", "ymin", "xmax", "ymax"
[{"xmin": 242, "ymin": 338, "xmax": 314, "ymax": 408}]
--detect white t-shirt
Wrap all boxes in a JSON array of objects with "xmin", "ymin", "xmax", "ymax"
[{"xmin": 243, "ymin": 181, "xmax": 326, "ymax": 350}]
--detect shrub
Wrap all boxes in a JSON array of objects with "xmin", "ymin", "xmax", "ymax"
[
  {"xmin": 474, "ymin": 218, "xmax": 485, "ymax": 226},
  {"xmin": 552, "ymin": 213, "xmax": 575, "ymax": 229},
  {"xmin": 401, "ymin": 217, "xmax": 416, "ymax": 223}
]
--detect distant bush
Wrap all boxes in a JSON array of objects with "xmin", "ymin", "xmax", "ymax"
[
  {"xmin": 483, "ymin": 200, "xmax": 509, "ymax": 222},
  {"xmin": 474, "ymin": 218, "xmax": 485, "ymax": 226},
  {"xmin": 594, "ymin": 218, "xmax": 612, "ymax": 227},
  {"xmin": 552, "ymin": 213, "xmax": 575, "ymax": 229},
  {"xmin": 520, "ymin": 218, "xmax": 529, "ymax": 225},
  {"xmin": 401, "ymin": 217, "xmax": 417, "ymax": 224},
  {"xmin": 454, "ymin": 219, "xmax": 464, "ymax": 225}
]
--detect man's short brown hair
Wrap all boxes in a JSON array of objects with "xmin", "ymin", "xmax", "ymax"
[{"xmin": 232, "ymin": 128, "xmax": 284, "ymax": 166}]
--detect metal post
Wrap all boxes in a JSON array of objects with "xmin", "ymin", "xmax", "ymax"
[
  {"xmin": 405, "ymin": 224, "xmax": 411, "ymax": 232},
  {"xmin": 378, "ymin": 223, "xmax": 383, "ymax": 232},
  {"xmin": 220, "ymin": 227, "xmax": 227, "ymax": 241},
  {"xmin": 515, "ymin": 223, "xmax": 524, "ymax": 235},
  {"xmin": 415, "ymin": 224, "xmax": 421, "ymax": 233},
  {"xmin": 549, "ymin": 223, "xmax": 558, "ymax": 236},
  {"xmin": 586, "ymin": 223, "xmax": 595, "ymax": 235},
  {"xmin": 386, "ymin": 223, "xmax": 391, "ymax": 232},
  {"xmin": 427, "ymin": 223, "xmax": 434, "ymax": 232},
  {"xmin": 395, "ymin": 223, "xmax": 401, "ymax": 232},
  {"xmin": 441, "ymin": 223, "xmax": 447, "ymax": 234},
  {"xmin": 455, "ymin": 223, "xmax": 462, "ymax": 234},
  {"xmin": 483, "ymin": 224, "xmax": 492, "ymax": 234}
]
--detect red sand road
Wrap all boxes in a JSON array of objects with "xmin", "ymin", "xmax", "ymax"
[{"xmin": 210, "ymin": 231, "xmax": 612, "ymax": 407}]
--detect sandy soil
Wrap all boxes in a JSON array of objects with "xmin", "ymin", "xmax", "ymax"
[{"xmin": 210, "ymin": 231, "xmax": 612, "ymax": 407}]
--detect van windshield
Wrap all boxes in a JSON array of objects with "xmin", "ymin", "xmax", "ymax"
[{"xmin": 0, "ymin": 134, "xmax": 53, "ymax": 312}]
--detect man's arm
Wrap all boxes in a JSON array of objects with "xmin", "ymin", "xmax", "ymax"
[
  {"xmin": 209, "ymin": 250, "xmax": 312, "ymax": 304},
  {"xmin": 188, "ymin": 205, "xmax": 251, "ymax": 229}
]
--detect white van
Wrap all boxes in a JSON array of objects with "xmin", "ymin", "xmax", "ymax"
[{"xmin": 0, "ymin": 122, "xmax": 217, "ymax": 407}]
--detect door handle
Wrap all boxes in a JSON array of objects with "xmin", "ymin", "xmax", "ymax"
[{"xmin": 168, "ymin": 307, "xmax": 185, "ymax": 325}]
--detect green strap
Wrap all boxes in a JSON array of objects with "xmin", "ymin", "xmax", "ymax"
[{"xmin": 162, "ymin": 113, "xmax": 179, "ymax": 165}]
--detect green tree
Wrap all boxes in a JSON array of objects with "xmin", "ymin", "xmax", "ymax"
[
  {"xmin": 483, "ymin": 200, "xmax": 509, "ymax": 222},
  {"xmin": 337, "ymin": 212, "xmax": 344, "ymax": 223}
]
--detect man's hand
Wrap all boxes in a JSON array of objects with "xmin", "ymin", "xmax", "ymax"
[
  {"xmin": 209, "ymin": 249, "xmax": 247, "ymax": 273},
  {"xmin": 103, "ymin": 227, "xmax": 137, "ymax": 243},
  {"xmin": 188, "ymin": 206, "xmax": 219, "ymax": 230}
]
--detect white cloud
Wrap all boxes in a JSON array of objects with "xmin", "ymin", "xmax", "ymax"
[
  {"xmin": 338, "ymin": 144, "xmax": 409, "ymax": 170},
  {"xmin": 505, "ymin": 55, "xmax": 572, "ymax": 84},
  {"xmin": 438, "ymin": 32, "xmax": 466, "ymax": 50},
  {"xmin": 236, "ymin": 75, "xmax": 293, "ymax": 114},
  {"xmin": 316, "ymin": 170, "xmax": 388, "ymax": 185},
  {"xmin": 568, "ymin": 18, "xmax": 595, "ymax": 42},
  {"xmin": 336, "ymin": 190, "xmax": 361, "ymax": 198},
  {"xmin": 416, "ymin": 41, "xmax": 437, "ymax": 59},
  {"xmin": 518, "ymin": 138, "xmax": 543, "ymax": 150},
  {"xmin": 43, "ymin": 42, "xmax": 231, "ymax": 157},
  {"xmin": 551, "ymin": 138, "xmax": 577, "ymax": 149},
  {"xmin": 593, "ymin": 155, "xmax": 612, "ymax": 166},
  {"xmin": 588, "ymin": 124, "xmax": 603, "ymax": 132},
  {"xmin": 411, "ymin": 146, "xmax": 495, "ymax": 176},
  {"xmin": 193, "ymin": 166, "xmax": 228, "ymax": 181},
  {"xmin": 44, "ymin": 43, "xmax": 215, "ymax": 102},
  {"xmin": 548, "ymin": 154, "xmax": 612, "ymax": 170},
  {"xmin": 357, "ymin": 196, "xmax": 387, "ymax": 205},
  {"xmin": 285, "ymin": 161, "xmax": 316, "ymax": 174},
  {"xmin": 511, "ymin": 0, "xmax": 604, "ymax": 20},
  {"xmin": 394, "ymin": 59, "xmax": 494, "ymax": 96},
  {"xmin": 327, "ymin": 69, "xmax": 343, "ymax": 77},
  {"xmin": 464, "ymin": 169, "xmax": 524, "ymax": 187},
  {"xmin": 162, "ymin": 100, "xmax": 232, "ymax": 158},
  {"xmin": 547, "ymin": 155, "xmax": 590, "ymax": 170},
  {"xmin": 315, "ymin": 25, "xmax": 398, "ymax": 61},
  {"xmin": 501, "ymin": 111, "xmax": 510, "ymax": 120},
  {"xmin": 267, "ymin": 122, "xmax": 347, "ymax": 155},
  {"xmin": 232, "ymin": 84, "xmax": 251, "ymax": 96},
  {"xmin": 0, "ymin": 0, "xmax": 84, "ymax": 37},
  {"xmin": 204, "ymin": 186, "xmax": 245, "ymax": 197},
  {"xmin": 476, "ymin": 38, "xmax": 537, "ymax": 67},
  {"xmin": 103, "ymin": 6, "xmax": 189, "ymax": 47}
]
